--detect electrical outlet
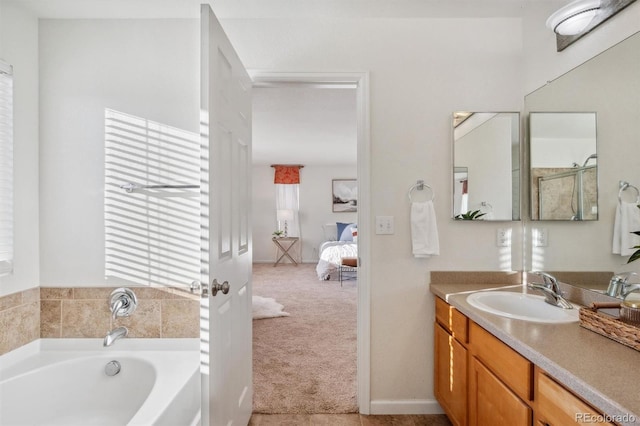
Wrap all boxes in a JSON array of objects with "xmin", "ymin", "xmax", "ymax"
[
  {"xmin": 534, "ymin": 228, "xmax": 548, "ymax": 247},
  {"xmin": 496, "ymin": 228, "xmax": 511, "ymax": 247},
  {"xmin": 375, "ymin": 216, "xmax": 394, "ymax": 235}
]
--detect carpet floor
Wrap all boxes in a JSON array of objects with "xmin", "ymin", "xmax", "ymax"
[{"xmin": 252, "ymin": 263, "xmax": 358, "ymax": 414}]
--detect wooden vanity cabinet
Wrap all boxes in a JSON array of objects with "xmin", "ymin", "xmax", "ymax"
[
  {"xmin": 434, "ymin": 297, "xmax": 468, "ymax": 426},
  {"xmin": 434, "ymin": 297, "xmax": 618, "ymax": 426},
  {"xmin": 534, "ymin": 368, "xmax": 615, "ymax": 426},
  {"xmin": 468, "ymin": 321, "xmax": 533, "ymax": 426},
  {"xmin": 435, "ymin": 297, "xmax": 533, "ymax": 426}
]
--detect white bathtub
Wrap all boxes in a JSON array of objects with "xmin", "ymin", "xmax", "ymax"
[{"xmin": 0, "ymin": 339, "xmax": 201, "ymax": 426}]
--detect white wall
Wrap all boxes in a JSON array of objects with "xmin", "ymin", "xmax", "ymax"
[
  {"xmin": 221, "ymin": 16, "xmax": 524, "ymax": 409},
  {"xmin": 38, "ymin": 19, "xmax": 199, "ymax": 286},
  {"xmin": 252, "ymin": 164, "xmax": 357, "ymax": 263},
  {"xmin": 0, "ymin": 4, "xmax": 40, "ymax": 297}
]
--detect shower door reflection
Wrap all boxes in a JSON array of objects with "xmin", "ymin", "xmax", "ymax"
[{"xmin": 530, "ymin": 112, "xmax": 598, "ymax": 221}]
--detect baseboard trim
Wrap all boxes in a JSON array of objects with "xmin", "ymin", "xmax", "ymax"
[{"xmin": 369, "ymin": 399, "xmax": 444, "ymax": 415}]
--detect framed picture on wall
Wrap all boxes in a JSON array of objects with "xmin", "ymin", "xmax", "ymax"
[{"xmin": 332, "ymin": 179, "xmax": 357, "ymax": 212}]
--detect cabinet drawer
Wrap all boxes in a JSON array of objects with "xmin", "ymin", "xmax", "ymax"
[
  {"xmin": 469, "ymin": 321, "xmax": 532, "ymax": 402},
  {"xmin": 435, "ymin": 297, "xmax": 468, "ymax": 343},
  {"xmin": 536, "ymin": 370, "xmax": 615, "ymax": 426}
]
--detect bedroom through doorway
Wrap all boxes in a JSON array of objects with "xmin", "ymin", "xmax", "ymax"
[{"xmin": 251, "ymin": 80, "xmax": 360, "ymax": 414}]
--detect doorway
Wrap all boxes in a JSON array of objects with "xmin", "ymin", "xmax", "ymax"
[{"xmin": 250, "ymin": 72, "xmax": 371, "ymax": 414}]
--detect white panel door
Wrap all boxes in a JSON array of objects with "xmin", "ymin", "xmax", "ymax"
[{"xmin": 200, "ymin": 4, "xmax": 252, "ymax": 426}]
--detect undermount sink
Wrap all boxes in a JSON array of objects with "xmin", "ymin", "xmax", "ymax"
[{"xmin": 466, "ymin": 291, "xmax": 580, "ymax": 323}]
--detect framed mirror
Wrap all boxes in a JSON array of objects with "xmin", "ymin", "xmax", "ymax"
[
  {"xmin": 452, "ymin": 112, "xmax": 520, "ymax": 221},
  {"xmin": 529, "ymin": 112, "xmax": 598, "ymax": 221}
]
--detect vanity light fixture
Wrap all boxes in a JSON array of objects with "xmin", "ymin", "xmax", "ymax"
[
  {"xmin": 546, "ymin": 0, "xmax": 601, "ymax": 36},
  {"xmin": 548, "ymin": 0, "xmax": 637, "ymax": 51}
]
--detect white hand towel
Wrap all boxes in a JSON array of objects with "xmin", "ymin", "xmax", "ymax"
[
  {"xmin": 613, "ymin": 202, "xmax": 640, "ymax": 256},
  {"xmin": 411, "ymin": 200, "xmax": 440, "ymax": 258}
]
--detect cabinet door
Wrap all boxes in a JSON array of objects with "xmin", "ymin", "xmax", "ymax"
[
  {"xmin": 469, "ymin": 357, "xmax": 531, "ymax": 426},
  {"xmin": 434, "ymin": 323, "xmax": 467, "ymax": 426},
  {"xmin": 536, "ymin": 370, "xmax": 615, "ymax": 426}
]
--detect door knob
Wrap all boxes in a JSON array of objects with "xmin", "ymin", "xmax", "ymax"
[
  {"xmin": 211, "ymin": 279, "xmax": 230, "ymax": 296},
  {"xmin": 190, "ymin": 280, "xmax": 208, "ymax": 298}
]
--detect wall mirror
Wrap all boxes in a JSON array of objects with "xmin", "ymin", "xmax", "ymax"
[
  {"xmin": 524, "ymin": 31, "xmax": 640, "ymax": 292},
  {"xmin": 452, "ymin": 112, "xmax": 520, "ymax": 221},
  {"xmin": 529, "ymin": 112, "xmax": 598, "ymax": 221}
]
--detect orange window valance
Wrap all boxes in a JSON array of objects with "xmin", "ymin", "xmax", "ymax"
[{"xmin": 272, "ymin": 165, "xmax": 304, "ymax": 184}]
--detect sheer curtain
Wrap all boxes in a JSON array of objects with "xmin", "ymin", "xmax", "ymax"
[
  {"xmin": 275, "ymin": 184, "xmax": 300, "ymax": 237},
  {"xmin": 272, "ymin": 165, "xmax": 302, "ymax": 238}
]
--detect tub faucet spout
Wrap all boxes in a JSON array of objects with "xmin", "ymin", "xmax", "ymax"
[{"xmin": 104, "ymin": 326, "xmax": 128, "ymax": 347}]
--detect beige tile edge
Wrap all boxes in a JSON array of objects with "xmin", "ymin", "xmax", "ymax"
[{"xmin": 430, "ymin": 270, "xmax": 523, "ymax": 285}]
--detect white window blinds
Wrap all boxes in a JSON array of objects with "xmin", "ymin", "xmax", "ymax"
[{"xmin": 0, "ymin": 60, "xmax": 14, "ymax": 276}]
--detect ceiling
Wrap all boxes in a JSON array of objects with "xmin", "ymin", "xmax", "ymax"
[{"xmin": 7, "ymin": 0, "xmax": 532, "ymax": 19}]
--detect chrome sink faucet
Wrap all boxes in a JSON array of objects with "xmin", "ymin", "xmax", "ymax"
[
  {"xmin": 606, "ymin": 272, "xmax": 640, "ymax": 299},
  {"xmin": 527, "ymin": 271, "xmax": 573, "ymax": 309}
]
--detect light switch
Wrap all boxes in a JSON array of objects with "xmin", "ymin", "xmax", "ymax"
[{"xmin": 375, "ymin": 216, "xmax": 394, "ymax": 235}]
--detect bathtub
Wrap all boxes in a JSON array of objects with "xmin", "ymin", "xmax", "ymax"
[{"xmin": 0, "ymin": 338, "xmax": 201, "ymax": 426}]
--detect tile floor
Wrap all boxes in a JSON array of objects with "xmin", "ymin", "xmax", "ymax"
[{"xmin": 249, "ymin": 414, "xmax": 452, "ymax": 425}]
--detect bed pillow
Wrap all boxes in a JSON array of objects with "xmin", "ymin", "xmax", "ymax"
[
  {"xmin": 322, "ymin": 223, "xmax": 338, "ymax": 241},
  {"xmin": 337, "ymin": 222, "xmax": 357, "ymax": 242}
]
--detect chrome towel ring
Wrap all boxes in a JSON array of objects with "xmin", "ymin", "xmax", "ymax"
[
  {"xmin": 408, "ymin": 180, "xmax": 435, "ymax": 202},
  {"xmin": 619, "ymin": 181, "xmax": 640, "ymax": 204}
]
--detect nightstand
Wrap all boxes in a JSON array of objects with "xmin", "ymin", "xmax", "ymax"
[{"xmin": 272, "ymin": 237, "xmax": 300, "ymax": 266}]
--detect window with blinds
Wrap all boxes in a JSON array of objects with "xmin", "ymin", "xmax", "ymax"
[{"xmin": 0, "ymin": 60, "xmax": 13, "ymax": 276}]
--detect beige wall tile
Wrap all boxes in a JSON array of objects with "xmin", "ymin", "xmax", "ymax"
[
  {"xmin": 0, "ymin": 290, "xmax": 41, "ymax": 355},
  {"xmin": 41, "ymin": 288, "xmax": 73, "ymax": 300},
  {"xmin": 0, "ymin": 293, "xmax": 22, "ymax": 311},
  {"xmin": 22, "ymin": 288, "xmax": 40, "ymax": 304},
  {"xmin": 161, "ymin": 299, "xmax": 199, "ymax": 338},
  {"xmin": 0, "ymin": 303, "xmax": 40, "ymax": 355},
  {"xmin": 73, "ymin": 288, "xmax": 112, "ymax": 300},
  {"xmin": 135, "ymin": 287, "xmax": 179, "ymax": 299},
  {"xmin": 2, "ymin": 286, "xmax": 199, "ymax": 344},
  {"xmin": 114, "ymin": 299, "xmax": 161, "ymax": 338},
  {"xmin": 41, "ymin": 300, "xmax": 62, "ymax": 338},
  {"xmin": 0, "ymin": 308, "xmax": 13, "ymax": 354},
  {"xmin": 61, "ymin": 300, "xmax": 111, "ymax": 338}
]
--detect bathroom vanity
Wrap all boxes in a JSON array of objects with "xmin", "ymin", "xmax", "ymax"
[{"xmin": 432, "ymin": 282, "xmax": 640, "ymax": 426}]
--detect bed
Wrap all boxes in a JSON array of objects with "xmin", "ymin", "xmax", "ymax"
[{"xmin": 316, "ymin": 223, "xmax": 358, "ymax": 281}]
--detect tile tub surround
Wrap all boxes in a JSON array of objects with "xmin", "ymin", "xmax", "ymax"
[
  {"xmin": 431, "ymin": 281, "xmax": 640, "ymax": 425},
  {"xmin": 0, "ymin": 288, "xmax": 40, "ymax": 355},
  {"xmin": 40, "ymin": 287, "xmax": 200, "ymax": 339},
  {"xmin": 0, "ymin": 286, "xmax": 200, "ymax": 355}
]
